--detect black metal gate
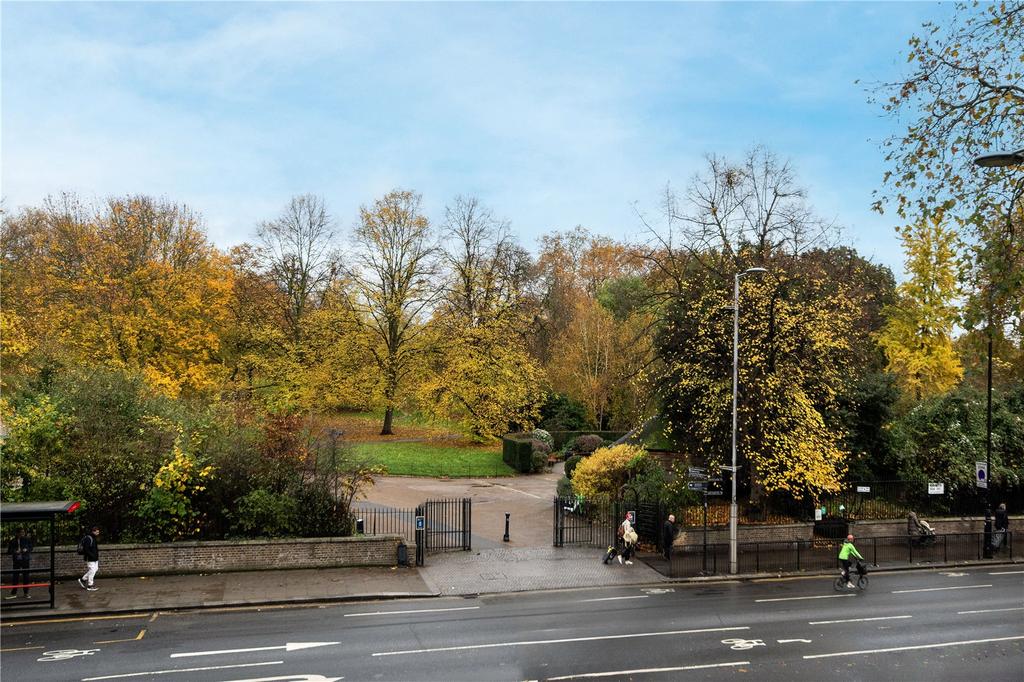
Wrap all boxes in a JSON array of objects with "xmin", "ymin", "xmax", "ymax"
[
  {"xmin": 414, "ymin": 498, "xmax": 471, "ymax": 566},
  {"xmin": 553, "ymin": 497, "xmax": 668, "ymax": 552}
]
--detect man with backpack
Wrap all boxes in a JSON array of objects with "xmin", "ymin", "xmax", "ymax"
[{"xmin": 77, "ymin": 526, "xmax": 101, "ymax": 591}]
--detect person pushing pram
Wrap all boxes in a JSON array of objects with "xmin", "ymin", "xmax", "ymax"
[{"xmin": 907, "ymin": 511, "xmax": 936, "ymax": 546}]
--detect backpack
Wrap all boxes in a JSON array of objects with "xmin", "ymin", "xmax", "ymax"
[{"xmin": 77, "ymin": 535, "xmax": 90, "ymax": 556}]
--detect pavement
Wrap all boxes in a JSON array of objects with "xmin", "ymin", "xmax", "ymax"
[{"xmin": 2, "ymin": 463, "xmax": 1018, "ymax": 622}]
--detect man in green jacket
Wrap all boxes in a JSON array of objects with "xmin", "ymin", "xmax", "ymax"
[{"xmin": 838, "ymin": 534, "xmax": 864, "ymax": 588}]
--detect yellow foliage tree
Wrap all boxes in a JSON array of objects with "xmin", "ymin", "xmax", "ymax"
[{"xmin": 571, "ymin": 443, "xmax": 649, "ymax": 499}]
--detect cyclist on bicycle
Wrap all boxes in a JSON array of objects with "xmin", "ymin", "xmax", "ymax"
[{"xmin": 838, "ymin": 534, "xmax": 864, "ymax": 588}]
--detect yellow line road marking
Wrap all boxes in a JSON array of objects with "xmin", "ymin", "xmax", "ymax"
[
  {"xmin": 0, "ymin": 645, "xmax": 45, "ymax": 652},
  {"xmin": 2, "ymin": 613, "xmax": 151, "ymax": 627},
  {"xmin": 94, "ymin": 628, "xmax": 146, "ymax": 644}
]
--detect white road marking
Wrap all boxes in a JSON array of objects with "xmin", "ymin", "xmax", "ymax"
[
  {"xmin": 990, "ymin": 570, "xmax": 1024, "ymax": 575},
  {"xmin": 803, "ymin": 635, "xmax": 1024, "ymax": 659},
  {"xmin": 958, "ymin": 607, "xmax": 1024, "ymax": 615},
  {"xmin": 940, "ymin": 572, "xmax": 967, "ymax": 577},
  {"xmin": 82, "ymin": 661, "xmax": 283, "ymax": 680},
  {"xmin": 372, "ymin": 626, "xmax": 750, "ymax": 657},
  {"xmin": 778, "ymin": 639, "xmax": 812, "ymax": 644},
  {"xmin": 580, "ymin": 596, "xmax": 648, "ymax": 603},
  {"xmin": 809, "ymin": 615, "xmax": 912, "ymax": 625},
  {"xmin": 490, "ymin": 483, "xmax": 543, "ymax": 499},
  {"xmin": 218, "ymin": 676, "xmax": 342, "ymax": 682},
  {"xmin": 891, "ymin": 584, "xmax": 992, "ymax": 594},
  {"xmin": 545, "ymin": 661, "xmax": 750, "ymax": 679},
  {"xmin": 170, "ymin": 642, "xmax": 338, "ymax": 658},
  {"xmin": 344, "ymin": 606, "xmax": 480, "ymax": 617},
  {"xmin": 755, "ymin": 594, "xmax": 856, "ymax": 603}
]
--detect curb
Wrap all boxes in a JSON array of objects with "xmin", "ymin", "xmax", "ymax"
[{"xmin": 0, "ymin": 591, "xmax": 441, "ymax": 623}]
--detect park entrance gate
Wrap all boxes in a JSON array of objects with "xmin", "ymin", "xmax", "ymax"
[
  {"xmin": 552, "ymin": 497, "xmax": 667, "ymax": 554},
  {"xmin": 414, "ymin": 498, "xmax": 472, "ymax": 566}
]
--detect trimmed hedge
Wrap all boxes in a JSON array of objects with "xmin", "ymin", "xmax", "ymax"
[{"xmin": 502, "ymin": 436, "xmax": 535, "ymax": 473}]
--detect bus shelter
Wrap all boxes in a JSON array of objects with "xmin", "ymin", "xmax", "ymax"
[{"xmin": 0, "ymin": 501, "xmax": 80, "ymax": 610}]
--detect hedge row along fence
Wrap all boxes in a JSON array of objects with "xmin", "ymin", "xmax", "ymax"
[{"xmin": 502, "ymin": 431, "xmax": 628, "ymax": 473}]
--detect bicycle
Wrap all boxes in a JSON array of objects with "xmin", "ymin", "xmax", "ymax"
[{"xmin": 833, "ymin": 560, "xmax": 869, "ymax": 591}]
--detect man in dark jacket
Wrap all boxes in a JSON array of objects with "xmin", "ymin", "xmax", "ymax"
[
  {"xmin": 662, "ymin": 514, "xmax": 678, "ymax": 561},
  {"xmin": 6, "ymin": 528, "xmax": 33, "ymax": 599},
  {"xmin": 993, "ymin": 503, "xmax": 1009, "ymax": 550},
  {"xmin": 78, "ymin": 526, "xmax": 100, "ymax": 591}
]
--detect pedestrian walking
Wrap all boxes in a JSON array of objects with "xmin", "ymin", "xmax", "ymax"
[
  {"xmin": 77, "ymin": 526, "xmax": 100, "ymax": 591},
  {"xmin": 6, "ymin": 528, "xmax": 33, "ymax": 599},
  {"xmin": 993, "ymin": 503, "xmax": 1009, "ymax": 551},
  {"xmin": 618, "ymin": 512, "xmax": 637, "ymax": 565},
  {"xmin": 662, "ymin": 514, "xmax": 678, "ymax": 561}
]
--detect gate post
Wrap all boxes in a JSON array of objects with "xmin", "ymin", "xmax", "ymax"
[{"xmin": 415, "ymin": 503, "xmax": 425, "ymax": 567}]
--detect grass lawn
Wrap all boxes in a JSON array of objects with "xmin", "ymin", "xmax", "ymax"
[{"xmin": 351, "ymin": 441, "xmax": 514, "ymax": 478}]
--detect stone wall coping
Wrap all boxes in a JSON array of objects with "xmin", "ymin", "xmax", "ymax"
[{"xmin": 53, "ymin": 534, "xmax": 406, "ymax": 551}]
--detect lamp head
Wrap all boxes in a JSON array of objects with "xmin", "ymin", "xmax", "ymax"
[
  {"xmin": 742, "ymin": 267, "xmax": 768, "ymax": 275},
  {"xmin": 974, "ymin": 149, "xmax": 1024, "ymax": 168}
]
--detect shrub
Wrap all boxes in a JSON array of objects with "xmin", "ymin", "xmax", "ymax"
[
  {"xmin": 572, "ymin": 443, "xmax": 649, "ymax": 499},
  {"xmin": 530, "ymin": 439, "xmax": 552, "ymax": 473},
  {"xmin": 502, "ymin": 436, "xmax": 535, "ymax": 473},
  {"xmin": 569, "ymin": 434, "xmax": 604, "ymax": 456},
  {"xmin": 229, "ymin": 488, "xmax": 299, "ymax": 538},
  {"xmin": 565, "ymin": 454, "xmax": 584, "ymax": 479},
  {"xmin": 531, "ymin": 428, "xmax": 554, "ymax": 448},
  {"xmin": 538, "ymin": 393, "xmax": 590, "ymax": 431},
  {"xmin": 556, "ymin": 476, "xmax": 574, "ymax": 499}
]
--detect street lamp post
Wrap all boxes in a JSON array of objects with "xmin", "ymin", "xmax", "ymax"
[
  {"xmin": 730, "ymin": 266, "xmax": 767, "ymax": 574},
  {"xmin": 972, "ymin": 148, "xmax": 1023, "ymax": 557}
]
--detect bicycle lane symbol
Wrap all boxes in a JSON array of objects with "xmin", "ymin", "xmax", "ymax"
[
  {"xmin": 37, "ymin": 649, "xmax": 100, "ymax": 662},
  {"xmin": 721, "ymin": 638, "xmax": 766, "ymax": 651}
]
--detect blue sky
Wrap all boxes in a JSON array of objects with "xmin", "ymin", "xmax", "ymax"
[{"xmin": 2, "ymin": 1, "xmax": 954, "ymax": 275}]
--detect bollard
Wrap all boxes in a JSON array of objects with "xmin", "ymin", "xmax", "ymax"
[{"xmin": 503, "ymin": 512, "xmax": 510, "ymax": 542}]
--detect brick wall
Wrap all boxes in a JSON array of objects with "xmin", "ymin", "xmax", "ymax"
[
  {"xmin": 675, "ymin": 516, "xmax": 1022, "ymax": 546},
  {"xmin": 51, "ymin": 535, "xmax": 409, "ymax": 578},
  {"xmin": 677, "ymin": 523, "xmax": 813, "ymax": 546}
]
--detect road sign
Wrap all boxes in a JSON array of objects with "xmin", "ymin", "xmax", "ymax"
[
  {"xmin": 976, "ymin": 461, "xmax": 988, "ymax": 489},
  {"xmin": 856, "ymin": 485, "xmax": 871, "ymax": 493},
  {"xmin": 705, "ymin": 490, "xmax": 724, "ymax": 496},
  {"xmin": 688, "ymin": 466, "xmax": 707, "ymax": 478},
  {"xmin": 688, "ymin": 482, "xmax": 707, "ymax": 491},
  {"xmin": 928, "ymin": 482, "xmax": 945, "ymax": 495},
  {"xmin": 415, "ymin": 515, "xmax": 426, "ymax": 530}
]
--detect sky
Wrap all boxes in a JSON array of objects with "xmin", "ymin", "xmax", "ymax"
[{"xmin": 1, "ymin": 1, "xmax": 956, "ymax": 276}]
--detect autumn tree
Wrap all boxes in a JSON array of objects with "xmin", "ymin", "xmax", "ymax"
[
  {"xmin": 876, "ymin": 217, "xmax": 963, "ymax": 402},
  {"xmin": 647, "ymin": 149, "xmax": 854, "ymax": 500},
  {"xmin": 348, "ymin": 189, "xmax": 438, "ymax": 435},
  {"xmin": 417, "ymin": 197, "xmax": 544, "ymax": 438},
  {"xmin": 1, "ymin": 195, "xmax": 233, "ymax": 397},
  {"xmin": 255, "ymin": 194, "xmax": 338, "ymax": 344}
]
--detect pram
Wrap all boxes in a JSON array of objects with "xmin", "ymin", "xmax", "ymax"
[{"xmin": 908, "ymin": 512, "xmax": 936, "ymax": 547}]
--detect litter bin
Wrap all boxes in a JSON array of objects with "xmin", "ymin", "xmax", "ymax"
[
  {"xmin": 356, "ymin": 518, "xmax": 365, "ymax": 534},
  {"xmin": 397, "ymin": 543, "xmax": 408, "ymax": 566}
]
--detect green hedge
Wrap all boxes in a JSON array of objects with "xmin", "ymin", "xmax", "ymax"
[
  {"xmin": 548, "ymin": 430, "xmax": 627, "ymax": 450},
  {"xmin": 501, "ymin": 436, "xmax": 535, "ymax": 473}
]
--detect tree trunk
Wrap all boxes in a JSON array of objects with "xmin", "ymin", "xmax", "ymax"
[{"xmin": 380, "ymin": 406, "xmax": 394, "ymax": 436}]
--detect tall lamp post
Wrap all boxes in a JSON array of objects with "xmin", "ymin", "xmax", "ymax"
[
  {"xmin": 730, "ymin": 266, "xmax": 768, "ymax": 574},
  {"xmin": 972, "ymin": 148, "xmax": 1022, "ymax": 556}
]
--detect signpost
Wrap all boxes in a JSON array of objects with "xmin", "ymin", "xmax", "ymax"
[{"xmin": 687, "ymin": 467, "xmax": 724, "ymax": 574}]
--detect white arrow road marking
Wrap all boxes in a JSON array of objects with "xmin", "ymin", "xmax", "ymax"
[
  {"xmin": 373, "ymin": 626, "xmax": 749, "ymax": 656},
  {"xmin": 891, "ymin": 584, "xmax": 992, "ymax": 594},
  {"xmin": 808, "ymin": 615, "xmax": 912, "ymax": 625},
  {"xmin": 82, "ymin": 661, "xmax": 283, "ymax": 681},
  {"xmin": 803, "ymin": 635, "xmax": 1024, "ymax": 659},
  {"xmin": 641, "ymin": 588, "xmax": 675, "ymax": 594},
  {"xmin": 940, "ymin": 572, "xmax": 967, "ymax": 577},
  {"xmin": 545, "ymin": 661, "xmax": 750, "ymax": 679},
  {"xmin": 220, "ymin": 671, "xmax": 344, "ymax": 675},
  {"xmin": 170, "ymin": 642, "xmax": 339, "ymax": 658},
  {"xmin": 777, "ymin": 639, "xmax": 812, "ymax": 644}
]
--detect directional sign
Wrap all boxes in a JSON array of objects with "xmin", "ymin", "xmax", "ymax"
[
  {"xmin": 171, "ymin": 642, "xmax": 340, "ymax": 658},
  {"xmin": 688, "ymin": 482, "xmax": 707, "ymax": 491},
  {"xmin": 705, "ymin": 490, "xmax": 724, "ymax": 496},
  {"xmin": 688, "ymin": 466, "xmax": 707, "ymax": 478}
]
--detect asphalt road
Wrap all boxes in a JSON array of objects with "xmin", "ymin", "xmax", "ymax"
[{"xmin": 2, "ymin": 566, "xmax": 1021, "ymax": 682}]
